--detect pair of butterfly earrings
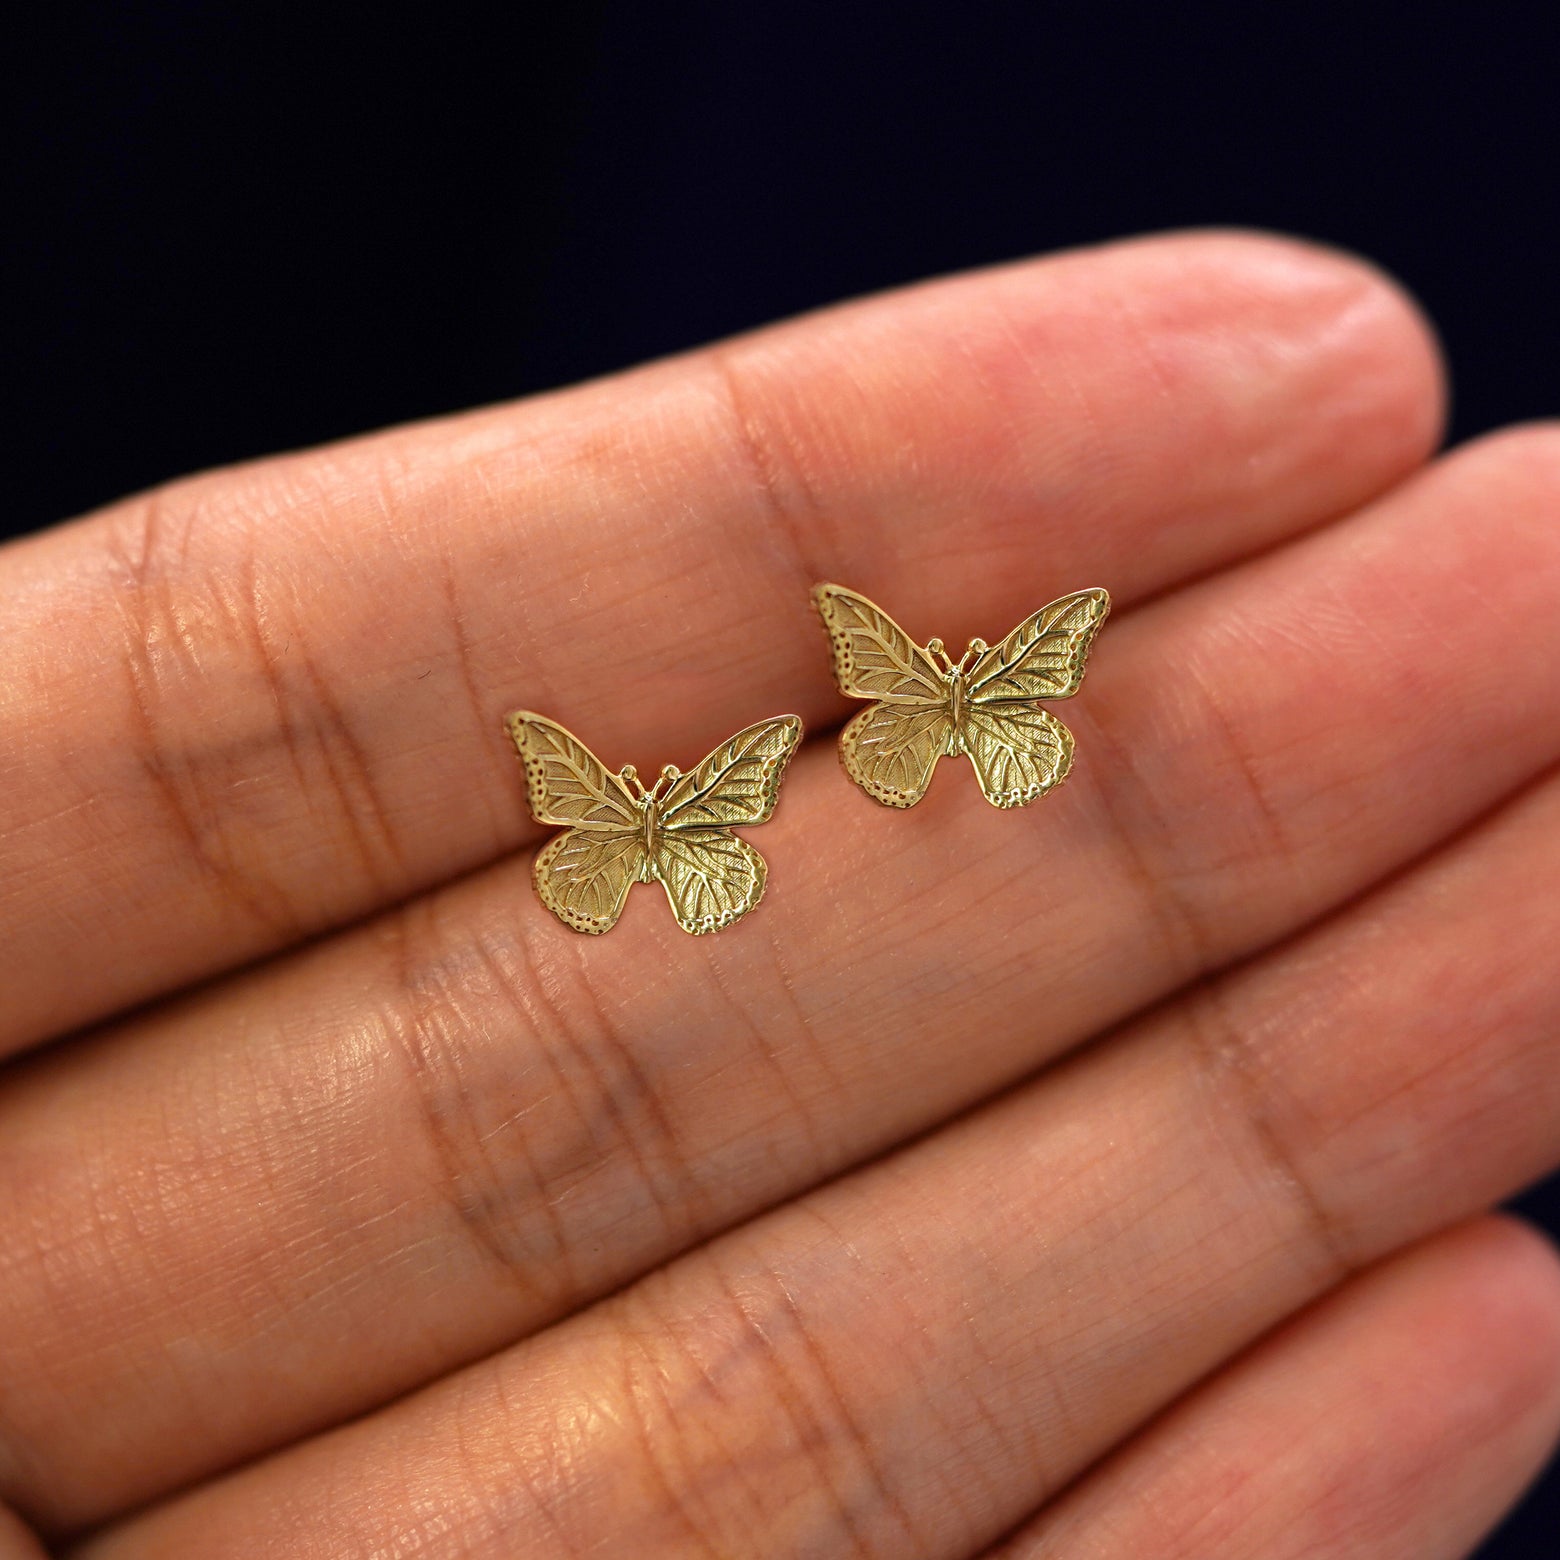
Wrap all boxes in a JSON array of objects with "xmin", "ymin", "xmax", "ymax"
[{"xmin": 505, "ymin": 582, "xmax": 1111, "ymax": 936}]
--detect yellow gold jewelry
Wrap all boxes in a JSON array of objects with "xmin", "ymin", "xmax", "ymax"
[
  {"xmin": 813, "ymin": 583, "xmax": 1110, "ymax": 809},
  {"xmin": 505, "ymin": 712, "xmax": 803, "ymax": 935}
]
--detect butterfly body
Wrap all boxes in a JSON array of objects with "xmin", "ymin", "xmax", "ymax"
[
  {"xmin": 639, "ymin": 797, "xmax": 658, "ymax": 869},
  {"xmin": 815, "ymin": 583, "xmax": 1110, "ymax": 810},
  {"xmin": 507, "ymin": 712, "xmax": 802, "ymax": 935},
  {"xmin": 614, "ymin": 772, "xmax": 727, "ymax": 889},
  {"xmin": 623, "ymin": 775, "xmax": 672, "ymax": 876},
  {"xmin": 943, "ymin": 662, "xmax": 969, "ymax": 745}
]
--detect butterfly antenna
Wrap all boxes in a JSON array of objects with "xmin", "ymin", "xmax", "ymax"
[
  {"xmin": 620, "ymin": 763, "xmax": 649, "ymax": 801},
  {"xmin": 941, "ymin": 638, "xmax": 984, "ymax": 675}
]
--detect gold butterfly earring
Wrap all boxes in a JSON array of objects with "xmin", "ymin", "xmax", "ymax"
[
  {"xmin": 505, "ymin": 712, "xmax": 803, "ymax": 935},
  {"xmin": 812, "ymin": 583, "xmax": 1110, "ymax": 809}
]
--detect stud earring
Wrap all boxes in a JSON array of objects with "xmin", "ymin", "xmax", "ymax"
[
  {"xmin": 812, "ymin": 583, "xmax": 1109, "ymax": 809},
  {"xmin": 505, "ymin": 712, "xmax": 803, "ymax": 935}
]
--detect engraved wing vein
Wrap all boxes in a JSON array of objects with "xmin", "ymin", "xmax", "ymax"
[
  {"xmin": 967, "ymin": 589, "xmax": 1110, "ymax": 704},
  {"xmin": 533, "ymin": 829, "xmax": 645, "ymax": 935},
  {"xmin": 959, "ymin": 703, "xmax": 1074, "ymax": 809},
  {"xmin": 659, "ymin": 716, "xmax": 802, "ymax": 829},
  {"xmin": 839, "ymin": 700, "xmax": 952, "ymax": 808},
  {"xmin": 814, "ymin": 586, "xmax": 946, "ymax": 702},
  {"xmin": 507, "ymin": 713, "xmax": 638, "ymax": 830},
  {"xmin": 653, "ymin": 829, "xmax": 767, "ymax": 935}
]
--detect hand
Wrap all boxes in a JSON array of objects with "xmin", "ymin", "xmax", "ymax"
[{"xmin": 3, "ymin": 232, "xmax": 1559, "ymax": 1560}]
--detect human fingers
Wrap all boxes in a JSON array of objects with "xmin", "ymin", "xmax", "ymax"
[
  {"xmin": 10, "ymin": 426, "xmax": 1560, "ymax": 1532},
  {"xmin": 67, "ymin": 749, "xmax": 1560, "ymax": 1557},
  {"xmin": 12, "ymin": 427, "xmax": 1560, "ymax": 1522},
  {"xmin": 0, "ymin": 230, "xmax": 1440, "ymax": 1054},
  {"xmin": 991, "ymin": 1218, "xmax": 1560, "ymax": 1560}
]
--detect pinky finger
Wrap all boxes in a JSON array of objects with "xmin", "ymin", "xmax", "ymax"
[{"xmin": 993, "ymin": 1218, "xmax": 1560, "ymax": 1560}]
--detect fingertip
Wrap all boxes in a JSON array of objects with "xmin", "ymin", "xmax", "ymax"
[
  {"xmin": 1350, "ymin": 1217, "xmax": 1560, "ymax": 1501},
  {"xmin": 1420, "ymin": 416, "xmax": 1560, "ymax": 505},
  {"xmin": 1432, "ymin": 1214, "xmax": 1560, "ymax": 1391},
  {"xmin": 1105, "ymin": 226, "xmax": 1447, "ymax": 472},
  {"xmin": 882, "ymin": 226, "xmax": 1450, "ymax": 579}
]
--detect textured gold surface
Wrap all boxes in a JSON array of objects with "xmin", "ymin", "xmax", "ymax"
[
  {"xmin": 813, "ymin": 583, "xmax": 1110, "ymax": 809},
  {"xmin": 506, "ymin": 712, "xmax": 803, "ymax": 935}
]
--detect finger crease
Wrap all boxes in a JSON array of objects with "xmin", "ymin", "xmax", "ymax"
[
  {"xmin": 1185, "ymin": 647, "xmax": 1296, "ymax": 878},
  {"xmin": 705, "ymin": 348, "xmax": 830, "ymax": 595},
  {"xmin": 438, "ymin": 547, "xmax": 513, "ymax": 853},
  {"xmin": 384, "ymin": 907, "xmax": 567, "ymax": 1304},
  {"xmin": 1181, "ymin": 978, "xmax": 1358, "ymax": 1285},
  {"xmin": 106, "ymin": 495, "xmax": 303, "ymax": 937},
  {"xmin": 714, "ymin": 1257, "xmax": 885, "ymax": 1559},
  {"xmin": 1077, "ymin": 703, "xmax": 1211, "ymax": 972},
  {"xmin": 285, "ymin": 620, "xmax": 406, "ymax": 895},
  {"xmin": 563, "ymin": 933, "xmax": 695, "ymax": 1248}
]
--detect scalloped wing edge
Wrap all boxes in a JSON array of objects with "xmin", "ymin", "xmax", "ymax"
[
  {"xmin": 838, "ymin": 699, "xmax": 952, "ymax": 808},
  {"xmin": 505, "ymin": 710, "xmax": 639, "ymax": 830},
  {"xmin": 812, "ymin": 582, "xmax": 948, "ymax": 703}
]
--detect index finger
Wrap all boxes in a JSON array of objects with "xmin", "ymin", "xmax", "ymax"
[{"xmin": 0, "ymin": 230, "xmax": 1441, "ymax": 1054}]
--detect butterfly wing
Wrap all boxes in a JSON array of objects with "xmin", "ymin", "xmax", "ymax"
[
  {"xmin": 957, "ymin": 703, "xmax": 1075, "ymax": 809},
  {"xmin": 813, "ymin": 583, "xmax": 954, "ymax": 807},
  {"xmin": 965, "ymin": 588, "xmax": 1111, "ymax": 705},
  {"xmin": 657, "ymin": 715, "xmax": 803, "ymax": 829},
  {"xmin": 812, "ymin": 583, "xmax": 948, "ymax": 702},
  {"xmin": 505, "ymin": 711, "xmax": 640, "ymax": 830},
  {"xmin": 533, "ymin": 828, "xmax": 648, "ymax": 934},
  {"xmin": 506, "ymin": 712, "xmax": 646, "ymax": 933},
  {"xmin": 650, "ymin": 715, "xmax": 801, "ymax": 935},
  {"xmin": 839, "ymin": 699, "xmax": 954, "ymax": 808},
  {"xmin": 955, "ymin": 590, "xmax": 1107, "ymax": 809},
  {"xmin": 653, "ymin": 828, "xmax": 768, "ymax": 935}
]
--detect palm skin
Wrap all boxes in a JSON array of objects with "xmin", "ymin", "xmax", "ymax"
[{"xmin": 1, "ymin": 231, "xmax": 1559, "ymax": 1560}]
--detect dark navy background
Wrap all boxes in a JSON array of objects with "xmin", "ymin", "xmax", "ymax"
[{"xmin": 5, "ymin": 4, "xmax": 1558, "ymax": 1553}]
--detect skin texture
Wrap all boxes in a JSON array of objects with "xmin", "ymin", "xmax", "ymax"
[
  {"xmin": 996, "ymin": 1220, "xmax": 1560, "ymax": 1560},
  {"xmin": 0, "ymin": 230, "xmax": 1557, "ymax": 1557}
]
